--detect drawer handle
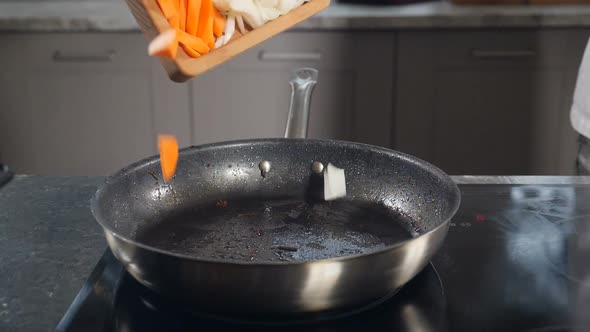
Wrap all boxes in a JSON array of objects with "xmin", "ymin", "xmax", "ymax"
[
  {"xmin": 258, "ymin": 51, "xmax": 321, "ymax": 62},
  {"xmin": 52, "ymin": 50, "xmax": 115, "ymax": 62},
  {"xmin": 471, "ymin": 49, "xmax": 536, "ymax": 59}
]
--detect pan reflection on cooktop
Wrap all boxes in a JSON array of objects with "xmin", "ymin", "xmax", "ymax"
[{"xmin": 111, "ymin": 261, "xmax": 447, "ymax": 332}]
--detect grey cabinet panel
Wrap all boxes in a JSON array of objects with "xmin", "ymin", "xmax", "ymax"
[
  {"xmin": 151, "ymin": 61, "xmax": 192, "ymax": 149},
  {"xmin": 431, "ymin": 69, "xmax": 562, "ymax": 175},
  {"xmin": 0, "ymin": 35, "xmax": 32, "ymax": 170},
  {"xmin": 190, "ymin": 32, "xmax": 393, "ymax": 147},
  {"xmin": 431, "ymin": 31, "xmax": 566, "ymax": 69},
  {"xmin": 24, "ymin": 35, "xmax": 154, "ymax": 175},
  {"xmin": 396, "ymin": 30, "xmax": 590, "ymax": 175},
  {"xmin": 26, "ymin": 68, "xmax": 154, "ymax": 175},
  {"xmin": 0, "ymin": 33, "xmax": 190, "ymax": 176}
]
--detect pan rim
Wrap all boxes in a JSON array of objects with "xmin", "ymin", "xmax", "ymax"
[{"xmin": 91, "ymin": 138, "xmax": 461, "ymax": 267}]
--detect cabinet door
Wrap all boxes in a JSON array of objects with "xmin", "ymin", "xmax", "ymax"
[
  {"xmin": 0, "ymin": 33, "xmax": 191, "ymax": 176},
  {"xmin": 0, "ymin": 35, "xmax": 31, "ymax": 170},
  {"xmin": 190, "ymin": 32, "xmax": 393, "ymax": 147},
  {"xmin": 396, "ymin": 30, "xmax": 587, "ymax": 175}
]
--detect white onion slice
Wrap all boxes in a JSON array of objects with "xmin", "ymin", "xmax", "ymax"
[
  {"xmin": 215, "ymin": 36, "xmax": 224, "ymax": 49},
  {"xmin": 220, "ymin": 14, "xmax": 236, "ymax": 47},
  {"xmin": 324, "ymin": 163, "xmax": 347, "ymax": 201},
  {"xmin": 212, "ymin": 0, "xmax": 312, "ymax": 39},
  {"xmin": 236, "ymin": 15, "xmax": 248, "ymax": 35}
]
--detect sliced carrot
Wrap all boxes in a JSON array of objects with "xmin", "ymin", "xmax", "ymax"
[
  {"xmin": 156, "ymin": 0, "xmax": 177, "ymax": 20},
  {"xmin": 178, "ymin": 0, "xmax": 187, "ymax": 31},
  {"xmin": 196, "ymin": 0, "xmax": 212, "ymax": 39},
  {"xmin": 176, "ymin": 28, "xmax": 210, "ymax": 54},
  {"xmin": 168, "ymin": 15, "xmax": 179, "ymax": 29},
  {"xmin": 186, "ymin": 0, "xmax": 202, "ymax": 35},
  {"xmin": 212, "ymin": 7, "xmax": 226, "ymax": 38},
  {"xmin": 203, "ymin": 13, "xmax": 215, "ymax": 48},
  {"xmin": 148, "ymin": 29, "xmax": 178, "ymax": 59},
  {"xmin": 158, "ymin": 135, "xmax": 179, "ymax": 183},
  {"xmin": 182, "ymin": 44, "xmax": 202, "ymax": 58}
]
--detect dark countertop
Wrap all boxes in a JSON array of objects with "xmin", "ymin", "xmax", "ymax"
[
  {"xmin": 0, "ymin": 176, "xmax": 106, "ymax": 332},
  {"xmin": 2, "ymin": 175, "xmax": 590, "ymax": 331}
]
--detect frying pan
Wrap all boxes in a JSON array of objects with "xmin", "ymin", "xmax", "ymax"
[{"xmin": 92, "ymin": 68, "xmax": 460, "ymax": 317}]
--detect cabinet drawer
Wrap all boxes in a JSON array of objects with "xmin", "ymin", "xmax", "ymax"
[
  {"xmin": 433, "ymin": 31, "xmax": 567, "ymax": 68},
  {"xmin": 25, "ymin": 33, "xmax": 149, "ymax": 70},
  {"xmin": 224, "ymin": 31, "xmax": 357, "ymax": 71}
]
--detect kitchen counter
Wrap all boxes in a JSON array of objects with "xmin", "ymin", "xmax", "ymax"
[
  {"xmin": 0, "ymin": 176, "xmax": 106, "ymax": 332},
  {"xmin": 1, "ymin": 1, "xmax": 590, "ymax": 32},
  {"xmin": 2, "ymin": 175, "xmax": 590, "ymax": 331}
]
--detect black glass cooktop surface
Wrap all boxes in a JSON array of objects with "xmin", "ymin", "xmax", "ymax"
[{"xmin": 56, "ymin": 184, "xmax": 590, "ymax": 332}]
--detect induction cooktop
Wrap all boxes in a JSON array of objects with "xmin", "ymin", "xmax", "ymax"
[{"xmin": 56, "ymin": 184, "xmax": 590, "ymax": 332}]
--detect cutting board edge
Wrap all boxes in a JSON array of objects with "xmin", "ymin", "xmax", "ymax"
[{"xmin": 130, "ymin": 0, "xmax": 331, "ymax": 82}]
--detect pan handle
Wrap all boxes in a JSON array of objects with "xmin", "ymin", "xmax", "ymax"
[{"xmin": 284, "ymin": 68, "xmax": 318, "ymax": 139}]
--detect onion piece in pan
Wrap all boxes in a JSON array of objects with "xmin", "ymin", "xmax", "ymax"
[{"xmin": 324, "ymin": 163, "xmax": 347, "ymax": 201}]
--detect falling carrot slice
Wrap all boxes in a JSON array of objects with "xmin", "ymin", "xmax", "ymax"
[
  {"xmin": 148, "ymin": 29, "xmax": 178, "ymax": 59},
  {"xmin": 186, "ymin": 0, "xmax": 202, "ymax": 35},
  {"xmin": 212, "ymin": 7, "xmax": 226, "ymax": 38},
  {"xmin": 177, "ymin": 29, "xmax": 210, "ymax": 54},
  {"xmin": 158, "ymin": 135, "xmax": 179, "ymax": 182}
]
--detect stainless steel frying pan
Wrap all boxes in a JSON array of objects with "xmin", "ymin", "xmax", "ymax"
[{"xmin": 91, "ymin": 68, "xmax": 460, "ymax": 317}]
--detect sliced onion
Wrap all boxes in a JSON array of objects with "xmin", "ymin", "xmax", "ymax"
[
  {"xmin": 212, "ymin": 0, "xmax": 311, "ymax": 38},
  {"xmin": 221, "ymin": 14, "xmax": 236, "ymax": 46},
  {"xmin": 236, "ymin": 15, "xmax": 248, "ymax": 35},
  {"xmin": 215, "ymin": 36, "xmax": 225, "ymax": 49}
]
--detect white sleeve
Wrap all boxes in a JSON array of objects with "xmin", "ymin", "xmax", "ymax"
[{"xmin": 571, "ymin": 38, "xmax": 590, "ymax": 139}]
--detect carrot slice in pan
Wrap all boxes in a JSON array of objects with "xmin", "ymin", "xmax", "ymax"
[
  {"xmin": 148, "ymin": 29, "xmax": 178, "ymax": 59},
  {"xmin": 186, "ymin": 0, "xmax": 202, "ymax": 35},
  {"xmin": 158, "ymin": 135, "xmax": 179, "ymax": 183},
  {"xmin": 212, "ymin": 7, "xmax": 226, "ymax": 38},
  {"xmin": 176, "ymin": 29, "xmax": 210, "ymax": 54}
]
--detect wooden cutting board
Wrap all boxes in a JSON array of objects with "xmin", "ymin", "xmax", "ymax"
[{"xmin": 126, "ymin": 0, "xmax": 331, "ymax": 82}]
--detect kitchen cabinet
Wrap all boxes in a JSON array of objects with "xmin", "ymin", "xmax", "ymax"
[
  {"xmin": 190, "ymin": 32, "xmax": 394, "ymax": 148},
  {"xmin": 1, "ymin": 29, "xmax": 588, "ymax": 176},
  {"xmin": 0, "ymin": 33, "xmax": 191, "ymax": 176},
  {"xmin": 395, "ymin": 30, "xmax": 590, "ymax": 175},
  {"xmin": 0, "ymin": 35, "xmax": 30, "ymax": 170}
]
